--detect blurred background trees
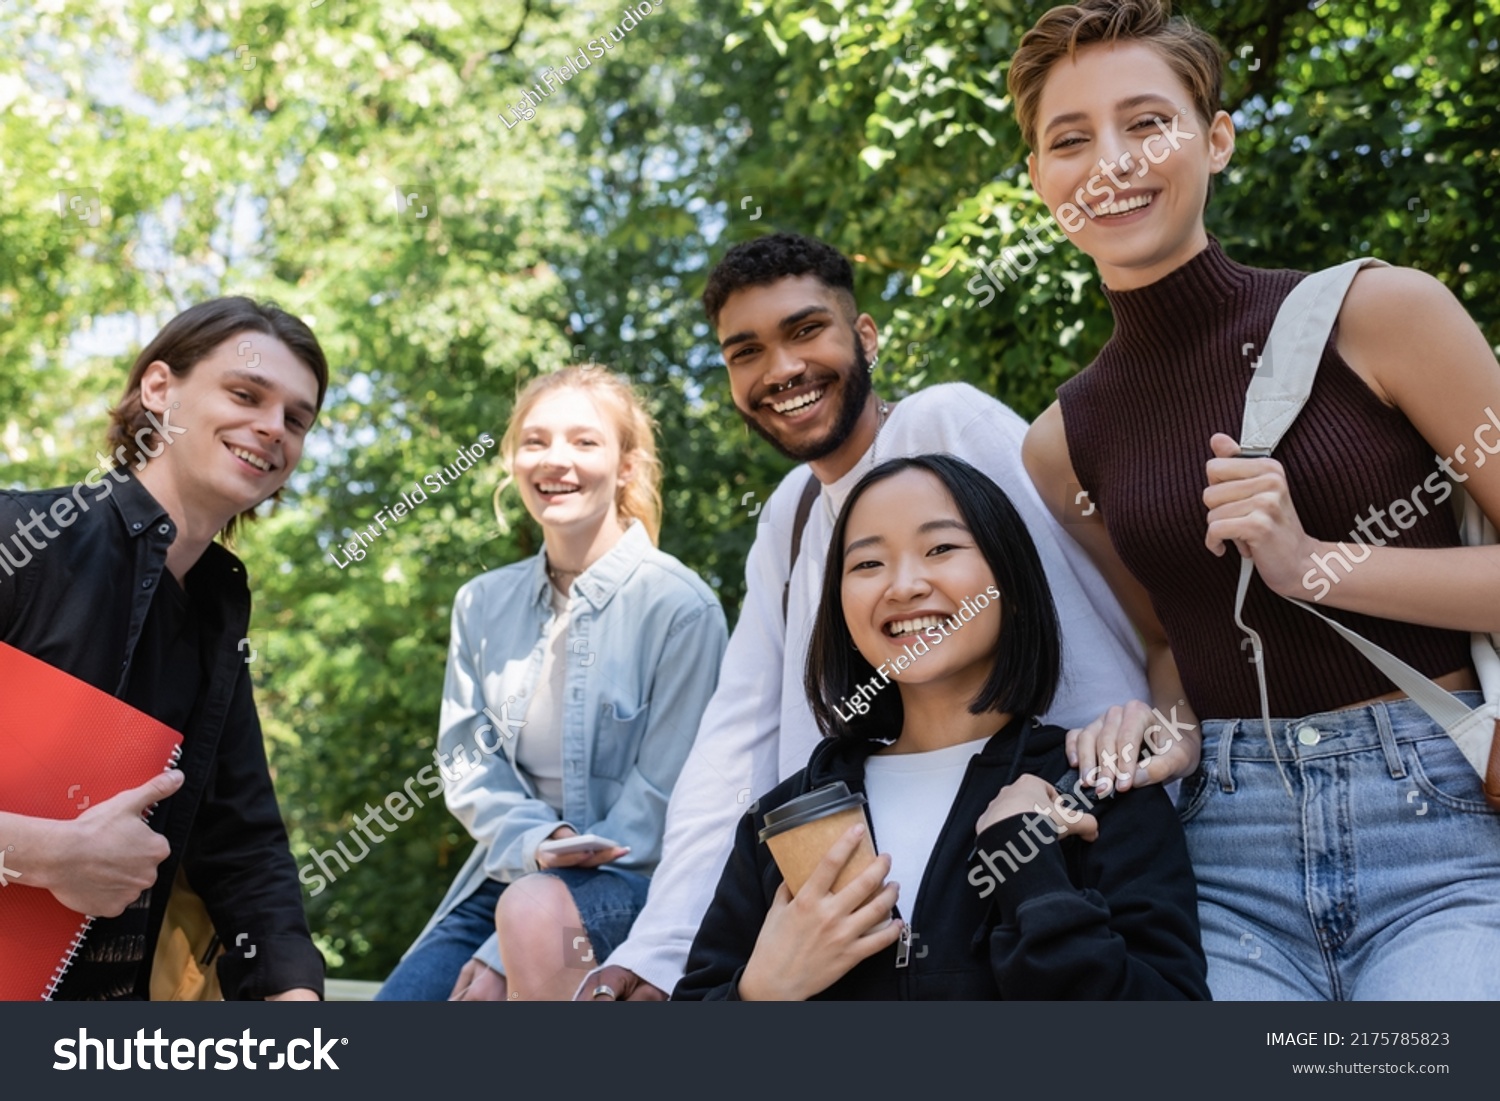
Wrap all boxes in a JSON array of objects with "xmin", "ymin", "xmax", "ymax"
[{"xmin": 4, "ymin": 0, "xmax": 1496, "ymax": 977}]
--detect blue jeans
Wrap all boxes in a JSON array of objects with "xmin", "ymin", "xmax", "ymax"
[
  {"xmin": 1179, "ymin": 692, "xmax": 1500, "ymax": 1000},
  {"xmin": 374, "ymin": 867, "xmax": 651, "ymax": 1001}
]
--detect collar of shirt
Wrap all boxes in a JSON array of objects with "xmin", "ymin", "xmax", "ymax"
[
  {"xmin": 818, "ymin": 399, "xmax": 907, "ymax": 524},
  {"xmin": 530, "ymin": 518, "xmax": 651, "ymax": 613},
  {"xmin": 805, "ymin": 714, "xmax": 1035, "ymax": 787},
  {"xmin": 111, "ymin": 468, "xmax": 249, "ymax": 682},
  {"xmin": 109, "ymin": 463, "xmax": 175, "ymax": 541},
  {"xmin": 112, "ymin": 466, "xmax": 249, "ymax": 600}
]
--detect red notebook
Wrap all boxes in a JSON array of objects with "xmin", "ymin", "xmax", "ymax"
[{"xmin": 0, "ymin": 642, "xmax": 182, "ymax": 1000}]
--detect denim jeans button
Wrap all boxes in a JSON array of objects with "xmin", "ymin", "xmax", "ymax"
[{"xmin": 1297, "ymin": 725, "xmax": 1321, "ymax": 746}]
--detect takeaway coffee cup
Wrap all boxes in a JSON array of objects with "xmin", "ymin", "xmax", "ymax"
[{"xmin": 758, "ymin": 781, "xmax": 879, "ymax": 896}]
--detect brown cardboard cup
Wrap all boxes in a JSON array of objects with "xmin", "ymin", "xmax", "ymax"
[{"xmin": 758, "ymin": 782, "xmax": 878, "ymax": 896}]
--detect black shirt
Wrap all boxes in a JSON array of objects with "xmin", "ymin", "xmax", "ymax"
[
  {"xmin": 0, "ymin": 465, "xmax": 323, "ymax": 999},
  {"xmin": 53, "ymin": 572, "xmax": 205, "ymax": 999},
  {"xmin": 123, "ymin": 570, "xmax": 206, "ymax": 734}
]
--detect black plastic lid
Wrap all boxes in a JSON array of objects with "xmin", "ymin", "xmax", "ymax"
[{"xmin": 757, "ymin": 781, "xmax": 867, "ymax": 843}]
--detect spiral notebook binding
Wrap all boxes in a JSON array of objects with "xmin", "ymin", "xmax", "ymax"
[
  {"xmin": 144, "ymin": 745, "xmax": 185, "ymax": 822},
  {"xmin": 39, "ymin": 747, "xmax": 186, "ymax": 1001}
]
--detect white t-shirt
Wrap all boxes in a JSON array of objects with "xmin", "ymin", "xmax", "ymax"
[
  {"xmin": 597, "ymin": 382, "xmax": 1149, "ymax": 993},
  {"xmin": 862, "ymin": 738, "xmax": 989, "ymax": 920},
  {"xmin": 514, "ymin": 584, "xmax": 570, "ymax": 812}
]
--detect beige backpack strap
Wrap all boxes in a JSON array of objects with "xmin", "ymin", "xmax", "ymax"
[
  {"xmin": 1237, "ymin": 257, "xmax": 1499, "ymax": 803},
  {"xmin": 1235, "ymin": 260, "xmax": 1387, "ymax": 794}
]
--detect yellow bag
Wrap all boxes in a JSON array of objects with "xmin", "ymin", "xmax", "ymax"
[{"xmin": 150, "ymin": 868, "xmax": 224, "ymax": 1001}]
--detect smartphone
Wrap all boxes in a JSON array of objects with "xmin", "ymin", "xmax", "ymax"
[{"xmin": 536, "ymin": 833, "xmax": 627, "ymax": 856}]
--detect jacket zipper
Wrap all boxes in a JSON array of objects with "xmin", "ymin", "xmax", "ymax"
[
  {"xmin": 884, "ymin": 752, "xmax": 986, "ymax": 986},
  {"xmin": 858, "ymin": 805, "xmax": 912, "ymax": 977}
]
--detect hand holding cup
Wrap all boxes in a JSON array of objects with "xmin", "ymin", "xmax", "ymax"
[{"xmin": 738, "ymin": 824, "xmax": 903, "ymax": 1001}]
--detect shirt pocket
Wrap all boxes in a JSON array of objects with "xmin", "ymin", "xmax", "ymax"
[{"xmin": 592, "ymin": 698, "xmax": 650, "ymax": 782}]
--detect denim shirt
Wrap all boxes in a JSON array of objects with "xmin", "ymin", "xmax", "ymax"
[{"xmin": 412, "ymin": 520, "xmax": 727, "ymax": 970}]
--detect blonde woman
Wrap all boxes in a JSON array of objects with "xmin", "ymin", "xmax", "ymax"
[{"xmin": 377, "ymin": 366, "xmax": 727, "ymax": 1001}]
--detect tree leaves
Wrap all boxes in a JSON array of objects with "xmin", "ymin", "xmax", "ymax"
[{"xmin": 6, "ymin": 0, "xmax": 1496, "ymax": 979}]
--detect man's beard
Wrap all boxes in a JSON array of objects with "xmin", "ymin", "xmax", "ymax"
[{"xmin": 736, "ymin": 340, "xmax": 873, "ymax": 463}]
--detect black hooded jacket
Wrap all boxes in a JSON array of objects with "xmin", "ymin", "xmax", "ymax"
[{"xmin": 674, "ymin": 716, "xmax": 1209, "ymax": 1000}]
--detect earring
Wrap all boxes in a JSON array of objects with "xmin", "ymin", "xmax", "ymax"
[{"xmin": 866, "ymin": 356, "xmax": 879, "ymax": 375}]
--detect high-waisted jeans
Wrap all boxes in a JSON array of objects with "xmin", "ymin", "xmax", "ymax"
[{"xmin": 1180, "ymin": 692, "xmax": 1500, "ymax": 1000}]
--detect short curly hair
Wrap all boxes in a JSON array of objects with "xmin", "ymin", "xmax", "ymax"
[{"xmin": 701, "ymin": 232, "xmax": 857, "ymax": 328}]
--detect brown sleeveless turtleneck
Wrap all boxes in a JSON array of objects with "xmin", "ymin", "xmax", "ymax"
[{"xmin": 1058, "ymin": 238, "xmax": 1471, "ymax": 720}]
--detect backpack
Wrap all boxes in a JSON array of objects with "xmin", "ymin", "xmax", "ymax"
[
  {"xmin": 781, "ymin": 473, "xmax": 822, "ymax": 623},
  {"xmin": 1236, "ymin": 258, "xmax": 1500, "ymax": 808}
]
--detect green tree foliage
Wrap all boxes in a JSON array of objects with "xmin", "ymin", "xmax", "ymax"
[
  {"xmin": 3, "ymin": 0, "xmax": 1496, "ymax": 979},
  {"xmin": 735, "ymin": 0, "xmax": 1499, "ymax": 419}
]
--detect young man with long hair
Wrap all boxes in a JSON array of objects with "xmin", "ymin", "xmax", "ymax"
[{"xmin": 0, "ymin": 297, "xmax": 328, "ymax": 999}]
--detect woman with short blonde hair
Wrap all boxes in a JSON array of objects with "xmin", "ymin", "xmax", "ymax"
[{"xmin": 1017, "ymin": 0, "xmax": 1500, "ymax": 999}]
